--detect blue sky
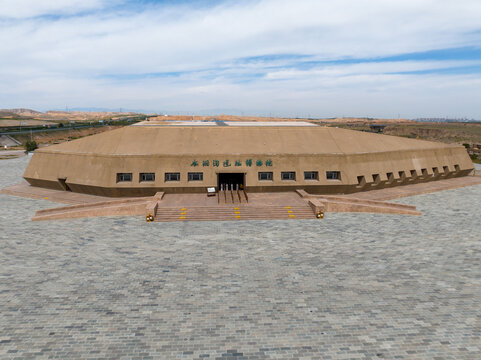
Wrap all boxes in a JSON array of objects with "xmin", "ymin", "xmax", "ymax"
[{"xmin": 1, "ymin": 0, "xmax": 481, "ymax": 118}]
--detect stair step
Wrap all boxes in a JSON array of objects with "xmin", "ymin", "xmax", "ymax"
[
  {"xmin": 156, "ymin": 210, "xmax": 313, "ymax": 214},
  {"xmin": 155, "ymin": 211, "xmax": 312, "ymax": 214},
  {"xmin": 155, "ymin": 207, "xmax": 311, "ymax": 211},
  {"xmin": 153, "ymin": 204, "xmax": 316, "ymax": 221},
  {"xmin": 155, "ymin": 214, "xmax": 313, "ymax": 217},
  {"xmin": 155, "ymin": 217, "xmax": 315, "ymax": 222},
  {"xmin": 153, "ymin": 204, "xmax": 314, "ymax": 222}
]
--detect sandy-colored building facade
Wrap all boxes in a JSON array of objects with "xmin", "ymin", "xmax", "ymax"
[{"xmin": 23, "ymin": 122, "xmax": 474, "ymax": 197}]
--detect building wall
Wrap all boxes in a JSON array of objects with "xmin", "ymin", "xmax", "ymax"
[{"xmin": 24, "ymin": 145, "xmax": 474, "ymax": 197}]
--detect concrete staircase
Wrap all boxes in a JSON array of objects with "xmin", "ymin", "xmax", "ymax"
[
  {"xmin": 154, "ymin": 204, "xmax": 315, "ymax": 222},
  {"xmin": 27, "ymin": 188, "xmax": 430, "ymax": 222}
]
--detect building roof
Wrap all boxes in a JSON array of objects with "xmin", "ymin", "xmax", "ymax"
[
  {"xmin": 37, "ymin": 125, "xmax": 458, "ymax": 157},
  {"xmin": 133, "ymin": 120, "xmax": 317, "ymax": 127}
]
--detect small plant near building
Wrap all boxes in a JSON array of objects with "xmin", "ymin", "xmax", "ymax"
[{"xmin": 24, "ymin": 140, "xmax": 38, "ymax": 153}]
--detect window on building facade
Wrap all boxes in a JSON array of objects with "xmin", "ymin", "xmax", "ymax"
[
  {"xmin": 443, "ymin": 166, "xmax": 449, "ymax": 173},
  {"xmin": 281, "ymin": 171, "xmax": 296, "ymax": 180},
  {"xmin": 454, "ymin": 164, "xmax": 460, "ymax": 172},
  {"xmin": 304, "ymin": 171, "xmax": 318, "ymax": 180},
  {"xmin": 140, "ymin": 173, "xmax": 155, "ymax": 182},
  {"xmin": 165, "ymin": 172, "xmax": 180, "ymax": 181},
  {"xmin": 386, "ymin": 172, "xmax": 394, "ymax": 183},
  {"xmin": 258, "ymin": 172, "xmax": 273, "ymax": 181},
  {"xmin": 326, "ymin": 171, "xmax": 340, "ymax": 180},
  {"xmin": 357, "ymin": 175, "xmax": 365, "ymax": 186},
  {"xmin": 188, "ymin": 172, "xmax": 203, "ymax": 181},
  {"xmin": 116, "ymin": 173, "xmax": 132, "ymax": 182}
]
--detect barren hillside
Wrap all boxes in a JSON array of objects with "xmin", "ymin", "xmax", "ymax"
[{"xmin": 0, "ymin": 108, "xmax": 140, "ymax": 122}]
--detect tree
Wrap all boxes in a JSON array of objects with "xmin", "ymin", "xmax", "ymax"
[{"xmin": 24, "ymin": 140, "xmax": 38, "ymax": 153}]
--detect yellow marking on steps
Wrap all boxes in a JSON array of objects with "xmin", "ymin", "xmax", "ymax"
[
  {"xmin": 286, "ymin": 206, "xmax": 295, "ymax": 217},
  {"xmin": 234, "ymin": 207, "xmax": 239, "ymax": 210},
  {"xmin": 180, "ymin": 212, "xmax": 186, "ymax": 215},
  {"xmin": 179, "ymin": 216, "xmax": 186, "ymax": 219},
  {"xmin": 235, "ymin": 215, "xmax": 241, "ymax": 219},
  {"xmin": 235, "ymin": 211, "xmax": 240, "ymax": 214},
  {"xmin": 181, "ymin": 208, "xmax": 186, "ymax": 211}
]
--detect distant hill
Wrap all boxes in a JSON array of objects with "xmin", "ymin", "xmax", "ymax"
[
  {"xmin": 0, "ymin": 110, "xmax": 16, "ymax": 118},
  {"xmin": 0, "ymin": 108, "xmax": 43, "ymax": 117},
  {"xmin": 0, "ymin": 108, "xmax": 142, "ymax": 122}
]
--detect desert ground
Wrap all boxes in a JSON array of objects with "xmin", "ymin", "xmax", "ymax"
[
  {"xmin": 10, "ymin": 126, "xmax": 122, "ymax": 147},
  {"xmin": 0, "ymin": 109, "xmax": 140, "ymax": 123},
  {"xmin": 334, "ymin": 122, "xmax": 481, "ymax": 145},
  {"xmin": 0, "ymin": 119, "xmax": 59, "ymax": 128}
]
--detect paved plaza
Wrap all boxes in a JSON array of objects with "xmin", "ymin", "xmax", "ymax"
[{"xmin": 1, "ymin": 156, "xmax": 480, "ymax": 359}]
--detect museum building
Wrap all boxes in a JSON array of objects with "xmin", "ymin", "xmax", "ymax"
[{"xmin": 23, "ymin": 121, "xmax": 474, "ymax": 197}]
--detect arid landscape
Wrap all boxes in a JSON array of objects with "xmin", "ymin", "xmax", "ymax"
[
  {"xmin": 333, "ymin": 121, "xmax": 481, "ymax": 144},
  {"xmin": 0, "ymin": 108, "xmax": 141, "ymax": 123},
  {"xmin": 10, "ymin": 126, "xmax": 122, "ymax": 147},
  {"xmin": 0, "ymin": 109, "xmax": 148, "ymax": 152}
]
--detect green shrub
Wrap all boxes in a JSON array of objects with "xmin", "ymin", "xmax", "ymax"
[
  {"xmin": 463, "ymin": 143, "xmax": 470, "ymax": 149},
  {"xmin": 24, "ymin": 140, "xmax": 38, "ymax": 153},
  {"xmin": 470, "ymin": 154, "xmax": 480, "ymax": 163}
]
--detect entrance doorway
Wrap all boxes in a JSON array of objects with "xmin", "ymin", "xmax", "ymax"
[{"xmin": 218, "ymin": 173, "xmax": 245, "ymax": 190}]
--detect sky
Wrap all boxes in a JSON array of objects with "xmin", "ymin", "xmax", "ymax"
[{"xmin": 1, "ymin": 0, "xmax": 481, "ymax": 118}]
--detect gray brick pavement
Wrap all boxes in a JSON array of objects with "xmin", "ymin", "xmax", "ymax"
[{"xmin": 0, "ymin": 157, "xmax": 480, "ymax": 359}]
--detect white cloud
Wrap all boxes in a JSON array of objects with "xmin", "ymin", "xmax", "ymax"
[
  {"xmin": 0, "ymin": 0, "xmax": 480, "ymax": 117},
  {"xmin": 263, "ymin": 60, "xmax": 481, "ymax": 81},
  {"xmin": 0, "ymin": 0, "xmax": 107, "ymax": 19}
]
